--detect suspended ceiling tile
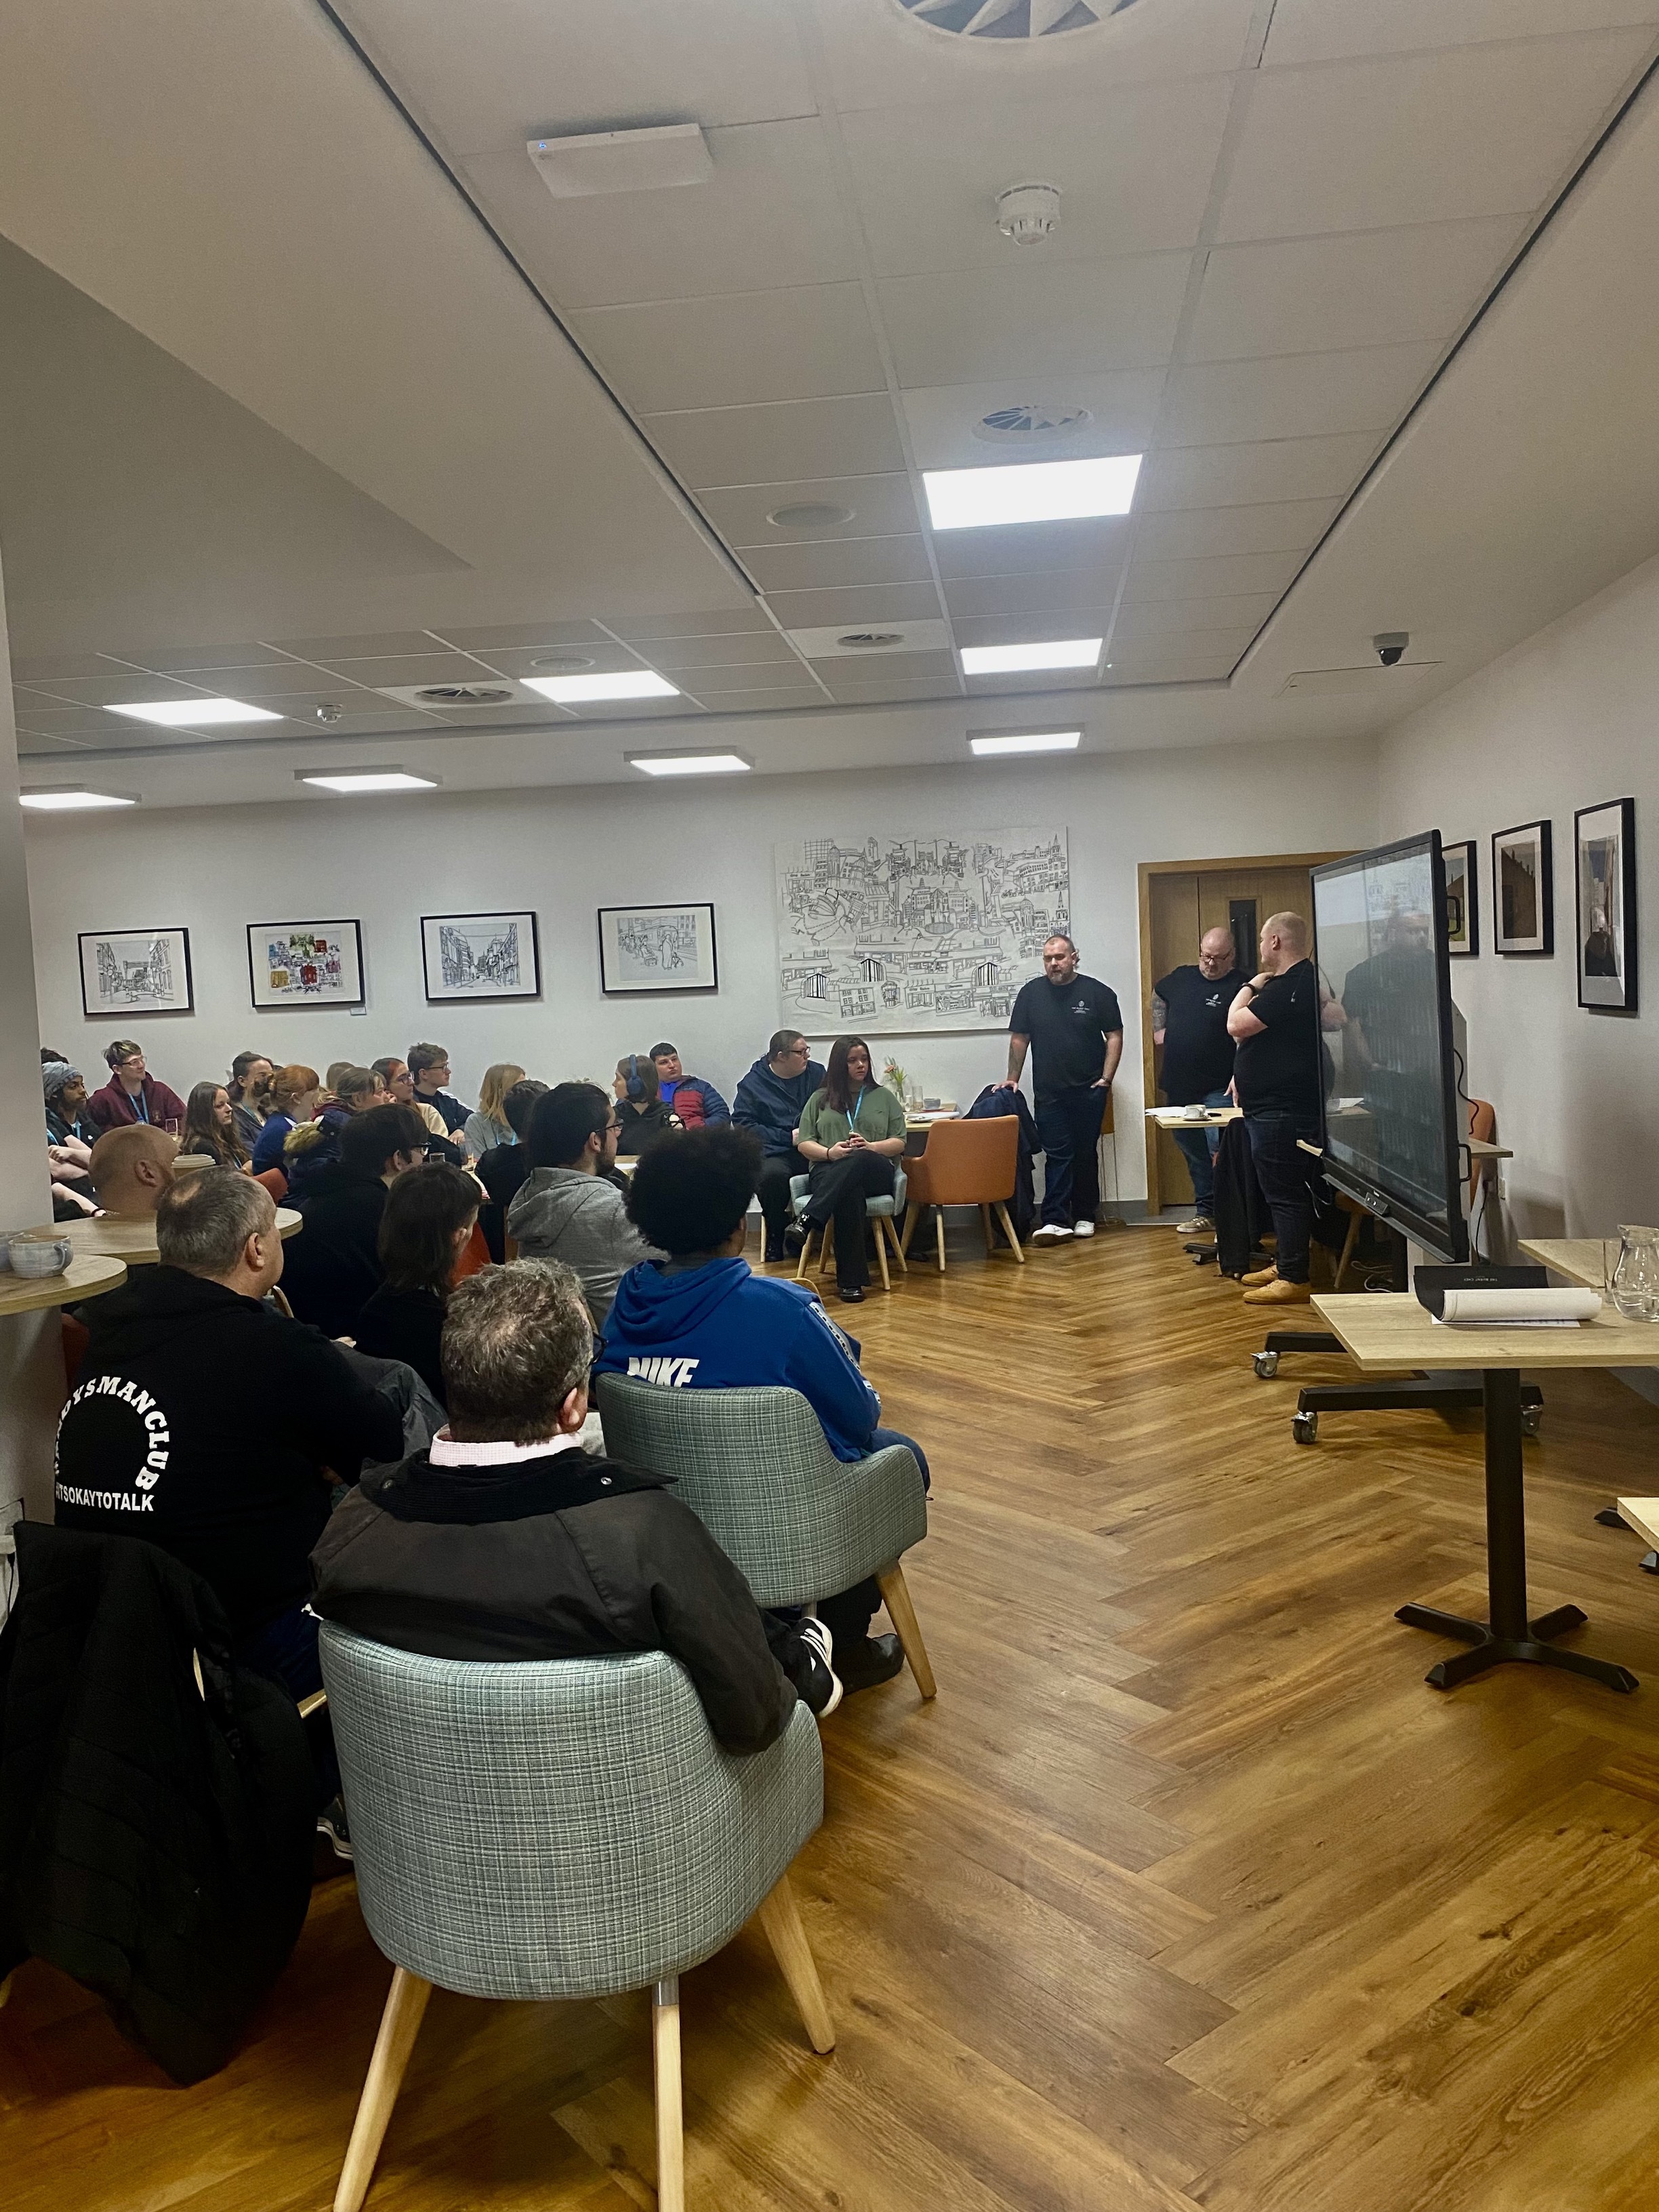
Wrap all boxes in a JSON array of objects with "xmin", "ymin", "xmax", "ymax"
[
  {"xmin": 10, "ymin": 706, "xmax": 124, "ymax": 739},
  {"xmin": 950, "ymin": 609, "xmax": 1115, "ymax": 649},
  {"xmin": 483, "ymin": 641, "xmax": 651, "ymax": 676},
  {"xmin": 122, "ymin": 641, "xmax": 308, "ymax": 672},
  {"xmin": 135, "ymin": 661, "xmax": 371, "ymax": 698},
  {"xmin": 604, "ymin": 606, "xmax": 778, "ymax": 640},
  {"xmin": 645, "ymin": 394, "xmax": 907, "ymax": 487},
  {"xmin": 701, "ymin": 474, "xmax": 924, "ymax": 546},
  {"xmin": 1139, "ymin": 432, "xmax": 1382, "ymax": 511},
  {"xmin": 760, "ymin": 581, "xmax": 945, "ymax": 628},
  {"xmin": 1264, "ymin": 1, "xmax": 1659, "ymax": 67},
  {"xmin": 877, "ymin": 253, "xmax": 1192, "ymax": 387},
  {"xmin": 932, "ymin": 516, "xmax": 1132, "ymax": 580},
  {"xmin": 668, "ymin": 663, "xmax": 817, "ymax": 694},
  {"xmin": 419, "ymin": 701, "xmax": 570, "ymax": 725},
  {"xmin": 1222, "ymin": 35, "xmax": 1658, "ymax": 240},
  {"xmin": 1160, "ymin": 342, "xmax": 1443, "ymax": 447},
  {"xmin": 572, "ymin": 285, "xmax": 885, "ymax": 413},
  {"xmin": 1104, "ymin": 635, "xmax": 1250, "ymax": 680},
  {"xmin": 436, "ymin": 621, "xmax": 611, "ymax": 650},
  {"xmin": 18, "ymin": 672, "xmax": 216, "ymax": 707},
  {"xmin": 1123, "ymin": 549, "xmax": 1304, "ymax": 600},
  {"xmin": 11, "ymin": 653, "xmax": 127, "ymax": 682},
  {"xmin": 646, "ymin": 632, "xmax": 800, "ymax": 671},
  {"xmin": 298, "ymin": 651, "xmax": 505, "ymax": 685},
  {"xmin": 901, "ymin": 369, "xmax": 1164, "ymax": 470},
  {"xmin": 270, "ymin": 630, "xmax": 451, "ymax": 659},
  {"xmin": 962, "ymin": 666, "xmax": 1099, "ymax": 694},
  {"xmin": 1133, "ymin": 499, "xmax": 1340, "ymax": 560},
  {"xmin": 1186, "ymin": 217, "xmax": 1528, "ymax": 361},
  {"xmin": 16, "ymin": 731, "xmax": 93, "ymax": 756},
  {"xmin": 813, "ymin": 648, "xmax": 958, "ymax": 684},
  {"xmin": 1111, "ymin": 593, "xmax": 1277, "ymax": 642},
  {"xmin": 821, "ymin": 675, "xmax": 965, "ymax": 704},
  {"xmin": 743, "ymin": 535, "xmax": 934, "ymax": 592},
  {"xmin": 554, "ymin": 695, "xmax": 705, "ymax": 719},
  {"xmin": 941, "ymin": 569, "xmax": 1124, "ymax": 620},
  {"xmin": 682, "ymin": 686, "xmax": 825, "ymax": 712},
  {"xmin": 838, "ymin": 75, "xmax": 1233, "ymax": 278}
]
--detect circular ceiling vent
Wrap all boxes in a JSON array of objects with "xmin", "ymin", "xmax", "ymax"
[
  {"xmin": 412, "ymin": 683, "xmax": 518, "ymax": 707},
  {"xmin": 768, "ymin": 501, "xmax": 855, "ymax": 530},
  {"xmin": 528, "ymin": 652, "xmax": 596, "ymax": 671},
  {"xmin": 893, "ymin": 0, "xmax": 1142, "ymax": 41},
  {"xmin": 974, "ymin": 401, "xmax": 1095, "ymax": 445},
  {"xmin": 836, "ymin": 630, "xmax": 908, "ymax": 651}
]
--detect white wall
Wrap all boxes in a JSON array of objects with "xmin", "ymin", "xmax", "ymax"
[
  {"xmin": 24, "ymin": 734, "xmax": 1378, "ymax": 1201},
  {"xmin": 1378, "ymin": 550, "xmax": 1659, "ymax": 1249}
]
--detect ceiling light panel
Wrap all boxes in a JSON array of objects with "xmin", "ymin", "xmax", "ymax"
[
  {"xmin": 969, "ymin": 731, "xmax": 1082, "ymax": 756},
  {"xmin": 960, "ymin": 638, "xmax": 1102, "ymax": 675},
  {"xmin": 523, "ymin": 672, "xmax": 680, "ymax": 704},
  {"xmin": 20, "ymin": 787, "xmax": 137, "ymax": 810},
  {"xmin": 924, "ymin": 456, "xmax": 1141, "ymax": 531},
  {"xmin": 627, "ymin": 750, "xmax": 753, "ymax": 777},
  {"xmin": 298, "ymin": 769, "xmax": 439, "ymax": 792},
  {"xmin": 104, "ymin": 697, "xmax": 283, "ymax": 726}
]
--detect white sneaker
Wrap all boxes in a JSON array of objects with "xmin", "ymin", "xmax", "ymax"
[
  {"xmin": 1030, "ymin": 1223, "xmax": 1073, "ymax": 1244},
  {"xmin": 1072, "ymin": 1219, "xmax": 1096, "ymax": 1238},
  {"xmin": 1175, "ymin": 1215, "xmax": 1214, "ymax": 1235}
]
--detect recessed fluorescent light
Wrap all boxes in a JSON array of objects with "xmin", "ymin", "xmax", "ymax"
[
  {"xmin": 923, "ymin": 454, "xmax": 1141, "ymax": 531},
  {"xmin": 298, "ymin": 769, "xmax": 439, "ymax": 794},
  {"xmin": 104, "ymin": 697, "xmax": 283, "ymax": 726},
  {"xmin": 19, "ymin": 786, "xmax": 137, "ymax": 811},
  {"xmin": 522, "ymin": 670, "xmax": 680, "ymax": 704},
  {"xmin": 960, "ymin": 638, "xmax": 1102, "ymax": 676},
  {"xmin": 626, "ymin": 750, "xmax": 753, "ymax": 778},
  {"xmin": 969, "ymin": 731, "xmax": 1082, "ymax": 757}
]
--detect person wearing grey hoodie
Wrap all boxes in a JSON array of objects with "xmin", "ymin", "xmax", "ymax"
[{"xmin": 507, "ymin": 1082, "xmax": 662, "ymax": 1324}]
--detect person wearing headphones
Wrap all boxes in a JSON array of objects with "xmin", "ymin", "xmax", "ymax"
[{"xmin": 612, "ymin": 1053, "xmax": 684, "ymax": 1157}]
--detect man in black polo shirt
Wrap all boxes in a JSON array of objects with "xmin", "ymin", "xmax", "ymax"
[
  {"xmin": 1227, "ymin": 911, "xmax": 1334, "ymax": 1307},
  {"xmin": 1153, "ymin": 925, "xmax": 1243, "ymax": 1233},
  {"xmin": 1008, "ymin": 933, "xmax": 1123, "ymax": 1244}
]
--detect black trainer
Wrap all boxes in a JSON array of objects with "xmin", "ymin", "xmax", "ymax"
[
  {"xmin": 763, "ymin": 1236, "xmax": 785, "ymax": 1264},
  {"xmin": 316, "ymin": 1796, "xmax": 353, "ymax": 1862},
  {"xmin": 786, "ymin": 1616, "xmax": 844, "ymax": 1717},
  {"xmin": 838, "ymin": 1631, "xmax": 905, "ymax": 1693},
  {"xmin": 783, "ymin": 1222, "xmax": 808, "ymax": 1258}
]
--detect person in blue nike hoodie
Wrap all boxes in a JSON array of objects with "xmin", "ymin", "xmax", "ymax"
[
  {"xmin": 596, "ymin": 1124, "xmax": 929, "ymax": 1693},
  {"xmin": 732, "ymin": 1029, "xmax": 825, "ymax": 1263}
]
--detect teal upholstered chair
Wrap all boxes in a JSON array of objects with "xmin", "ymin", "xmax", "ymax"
[
  {"xmin": 788, "ymin": 1165, "xmax": 909, "ymax": 1290},
  {"xmin": 595, "ymin": 1377, "xmax": 936, "ymax": 1700},
  {"xmin": 319, "ymin": 1630, "xmax": 832, "ymax": 2212}
]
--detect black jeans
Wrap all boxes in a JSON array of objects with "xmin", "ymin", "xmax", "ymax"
[
  {"xmin": 756, "ymin": 1149, "xmax": 808, "ymax": 1246},
  {"xmin": 1034, "ymin": 1084, "xmax": 1106, "ymax": 1227},
  {"xmin": 806, "ymin": 1150, "xmax": 897, "ymax": 1288},
  {"xmin": 1244, "ymin": 1111, "xmax": 1322, "ymax": 1284}
]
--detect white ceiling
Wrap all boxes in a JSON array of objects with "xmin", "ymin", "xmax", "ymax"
[{"xmin": 0, "ymin": 0, "xmax": 1658, "ymax": 802}]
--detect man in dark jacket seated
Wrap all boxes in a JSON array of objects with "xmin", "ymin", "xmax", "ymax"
[
  {"xmin": 732, "ymin": 1029, "xmax": 825, "ymax": 1264},
  {"xmin": 279, "ymin": 1101, "xmax": 428, "ymax": 1338},
  {"xmin": 309, "ymin": 1260, "xmax": 841, "ymax": 1748},
  {"xmin": 54, "ymin": 1167, "xmax": 405, "ymax": 1700}
]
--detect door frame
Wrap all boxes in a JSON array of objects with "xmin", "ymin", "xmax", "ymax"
[{"xmin": 1138, "ymin": 851, "xmax": 1354, "ymax": 1215}]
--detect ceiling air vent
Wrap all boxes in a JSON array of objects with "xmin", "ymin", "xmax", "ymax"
[
  {"xmin": 838, "ymin": 632, "xmax": 907, "ymax": 651},
  {"xmin": 974, "ymin": 401, "xmax": 1094, "ymax": 446},
  {"xmin": 893, "ymin": 0, "xmax": 1143, "ymax": 41},
  {"xmin": 376, "ymin": 679, "xmax": 543, "ymax": 711}
]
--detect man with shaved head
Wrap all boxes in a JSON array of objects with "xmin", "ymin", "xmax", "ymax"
[
  {"xmin": 1153, "ymin": 923, "xmax": 1244, "ymax": 1233},
  {"xmin": 88, "ymin": 1123, "xmax": 179, "ymax": 1217},
  {"xmin": 1227, "ymin": 911, "xmax": 1331, "ymax": 1306}
]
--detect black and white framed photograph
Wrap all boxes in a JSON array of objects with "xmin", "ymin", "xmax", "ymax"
[
  {"xmin": 598, "ymin": 902, "xmax": 718, "ymax": 995},
  {"xmin": 422, "ymin": 910, "xmax": 540, "ymax": 1002},
  {"xmin": 247, "ymin": 919, "xmax": 365, "ymax": 1008},
  {"xmin": 1442, "ymin": 838, "xmax": 1479, "ymax": 957},
  {"xmin": 1575, "ymin": 798, "xmax": 1637, "ymax": 1013},
  {"xmin": 1492, "ymin": 819, "xmax": 1553, "ymax": 955},
  {"xmin": 79, "ymin": 926, "xmax": 194, "ymax": 1017}
]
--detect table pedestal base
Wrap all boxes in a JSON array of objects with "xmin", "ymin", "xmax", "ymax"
[{"xmin": 1395, "ymin": 1601, "xmax": 1638, "ymax": 1692}]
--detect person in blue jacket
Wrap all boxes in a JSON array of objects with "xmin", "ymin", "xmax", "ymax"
[
  {"xmin": 731, "ymin": 1029, "xmax": 825, "ymax": 1263},
  {"xmin": 596, "ymin": 1124, "xmax": 928, "ymax": 1692},
  {"xmin": 649, "ymin": 1044, "xmax": 730, "ymax": 1130}
]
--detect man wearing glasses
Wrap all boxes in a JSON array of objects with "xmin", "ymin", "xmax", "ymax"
[
  {"xmin": 405, "ymin": 1042, "xmax": 470, "ymax": 1136},
  {"xmin": 733, "ymin": 1029, "xmax": 827, "ymax": 1264},
  {"xmin": 87, "ymin": 1040, "xmax": 188, "ymax": 1135},
  {"xmin": 508, "ymin": 1083, "xmax": 663, "ymax": 1325}
]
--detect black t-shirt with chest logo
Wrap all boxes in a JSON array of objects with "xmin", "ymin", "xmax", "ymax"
[
  {"xmin": 1233, "ymin": 957, "xmax": 1323, "ymax": 1119},
  {"xmin": 1009, "ymin": 972, "xmax": 1124, "ymax": 1101},
  {"xmin": 1154, "ymin": 962, "xmax": 1243, "ymax": 1103}
]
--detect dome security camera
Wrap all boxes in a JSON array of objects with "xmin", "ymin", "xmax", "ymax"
[{"xmin": 1374, "ymin": 632, "xmax": 1409, "ymax": 668}]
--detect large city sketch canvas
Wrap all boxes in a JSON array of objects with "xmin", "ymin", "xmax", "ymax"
[
  {"xmin": 422, "ymin": 911, "xmax": 540, "ymax": 1002},
  {"xmin": 774, "ymin": 829, "xmax": 1070, "ymax": 1033},
  {"xmin": 78, "ymin": 927, "xmax": 194, "ymax": 1017}
]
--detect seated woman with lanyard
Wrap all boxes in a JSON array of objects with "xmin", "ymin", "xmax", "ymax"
[{"xmin": 794, "ymin": 1035, "xmax": 907, "ymax": 1305}]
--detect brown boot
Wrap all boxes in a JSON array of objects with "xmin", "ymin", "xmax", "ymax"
[
  {"xmin": 1241, "ymin": 1263, "xmax": 1278, "ymax": 1288},
  {"xmin": 1243, "ymin": 1276, "xmax": 1312, "ymax": 1307}
]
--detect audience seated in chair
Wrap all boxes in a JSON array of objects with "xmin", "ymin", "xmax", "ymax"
[
  {"xmin": 310, "ymin": 1259, "xmax": 840, "ymax": 1740},
  {"xmin": 43, "ymin": 1058, "xmax": 96, "ymax": 1148},
  {"xmin": 283, "ymin": 1063, "xmax": 387, "ymax": 1199},
  {"xmin": 250, "ymin": 1064, "xmax": 322, "ymax": 1176},
  {"xmin": 613, "ymin": 1054, "xmax": 684, "ymax": 1155},
  {"xmin": 354, "ymin": 1162, "xmax": 480, "ymax": 1406},
  {"xmin": 597, "ymin": 1125, "xmax": 928, "ymax": 1692},
  {"xmin": 225, "ymin": 1052, "xmax": 274, "ymax": 1153},
  {"xmin": 86, "ymin": 1040, "xmax": 187, "ymax": 1134},
  {"xmin": 650, "ymin": 1042, "xmax": 729, "ymax": 1128},
  {"xmin": 733, "ymin": 1029, "xmax": 825, "ymax": 1265},
  {"xmin": 792, "ymin": 1033, "xmax": 908, "ymax": 1305},
  {"xmin": 180, "ymin": 1080, "xmax": 251, "ymax": 1169},
  {"xmin": 462, "ymin": 1061, "xmax": 525, "ymax": 1162},
  {"xmin": 54, "ymin": 1166, "xmax": 403, "ymax": 1706},
  {"xmin": 88, "ymin": 1124, "xmax": 179, "ymax": 1217},
  {"xmin": 476, "ymin": 1078, "xmax": 547, "ymax": 1251},
  {"xmin": 279, "ymin": 1103, "xmax": 428, "ymax": 1338},
  {"xmin": 373, "ymin": 1055, "xmax": 466, "ymax": 1166},
  {"xmin": 406, "ymin": 1042, "xmax": 470, "ymax": 1137},
  {"xmin": 507, "ymin": 1082, "xmax": 661, "ymax": 1325}
]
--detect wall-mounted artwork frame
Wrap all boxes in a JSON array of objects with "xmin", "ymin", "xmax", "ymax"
[
  {"xmin": 598, "ymin": 902, "xmax": 718, "ymax": 996},
  {"xmin": 1575, "ymin": 797, "xmax": 1637, "ymax": 1014},
  {"xmin": 247, "ymin": 919, "xmax": 365, "ymax": 1008},
  {"xmin": 1442, "ymin": 838, "xmax": 1479, "ymax": 957},
  {"xmin": 421, "ymin": 911, "xmax": 540, "ymax": 1002},
  {"xmin": 1492, "ymin": 820, "xmax": 1553, "ymax": 956},
  {"xmin": 79, "ymin": 926, "xmax": 194, "ymax": 1017}
]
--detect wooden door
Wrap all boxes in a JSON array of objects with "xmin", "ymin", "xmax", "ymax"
[{"xmin": 1139, "ymin": 854, "xmax": 1353, "ymax": 1214}]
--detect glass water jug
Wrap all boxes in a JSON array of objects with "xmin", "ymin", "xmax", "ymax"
[{"xmin": 1611, "ymin": 1225, "xmax": 1659, "ymax": 1320}]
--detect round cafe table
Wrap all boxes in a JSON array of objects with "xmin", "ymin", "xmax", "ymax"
[
  {"xmin": 20, "ymin": 1206, "xmax": 302, "ymax": 1266},
  {"xmin": 0, "ymin": 1250, "xmax": 127, "ymax": 1317}
]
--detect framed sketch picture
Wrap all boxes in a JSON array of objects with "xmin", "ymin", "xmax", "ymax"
[
  {"xmin": 247, "ymin": 919, "xmax": 365, "ymax": 1008},
  {"xmin": 422, "ymin": 911, "xmax": 540, "ymax": 1002},
  {"xmin": 1442, "ymin": 839, "xmax": 1479, "ymax": 956},
  {"xmin": 1492, "ymin": 820, "xmax": 1553, "ymax": 955},
  {"xmin": 598, "ymin": 902, "xmax": 718, "ymax": 995},
  {"xmin": 1575, "ymin": 798, "xmax": 1637, "ymax": 1013},
  {"xmin": 79, "ymin": 926, "xmax": 194, "ymax": 1017}
]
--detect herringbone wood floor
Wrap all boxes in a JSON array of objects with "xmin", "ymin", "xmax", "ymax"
[{"xmin": 7, "ymin": 1228, "xmax": 1659, "ymax": 2210}]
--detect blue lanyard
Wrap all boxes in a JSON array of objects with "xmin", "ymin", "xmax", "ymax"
[{"xmin": 847, "ymin": 1088, "xmax": 865, "ymax": 1131}]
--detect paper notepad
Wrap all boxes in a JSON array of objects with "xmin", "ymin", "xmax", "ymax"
[{"xmin": 1434, "ymin": 1287, "xmax": 1602, "ymax": 1328}]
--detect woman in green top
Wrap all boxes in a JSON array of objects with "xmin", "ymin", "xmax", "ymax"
[{"xmin": 795, "ymin": 1034, "xmax": 907, "ymax": 1303}]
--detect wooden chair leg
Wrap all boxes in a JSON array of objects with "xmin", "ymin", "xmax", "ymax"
[
  {"xmin": 334, "ymin": 1967, "xmax": 432, "ymax": 2212},
  {"xmin": 887, "ymin": 1215, "xmax": 908, "ymax": 1275},
  {"xmin": 819, "ymin": 1218, "xmax": 836, "ymax": 1278},
  {"xmin": 653, "ymin": 1977, "xmax": 686, "ymax": 2212},
  {"xmin": 900, "ymin": 1204, "xmax": 922, "ymax": 1258},
  {"xmin": 994, "ymin": 1202, "xmax": 1025, "ymax": 1263},
  {"xmin": 874, "ymin": 1216, "xmax": 892, "ymax": 1292},
  {"xmin": 875, "ymin": 1562, "xmax": 937, "ymax": 1700},
  {"xmin": 934, "ymin": 1212, "xmax": 947, "ymax": 1273},
  {"xmin": 979, "ymin": 1203, "xmax": 996, "ymax": 1258},
  {"xmin": 794, "ymin": 1225, "xmax": 815, "ymax": 1282},
  {"xmin": 0, "ymin": 1965, "xmax": 18, "ymax": 2011},
  {"xmin": 755, "ymin": 1871, "xmax": 836, "ymax": 2054}
]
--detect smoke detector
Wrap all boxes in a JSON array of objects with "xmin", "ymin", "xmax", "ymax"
[
  {"xmin": 996, "ymin": 181, "xmax": 1061, "ymax": 246},
  {"xmin": 767, "ymin": 501, "xmax": 855, "ymax": 531},
  {"xmin": 973, "ymin": 401, "xmax": 1094, "ymax": 447},
  {"xmin": 895, "ymin": 0, "xmax": 1143, "ymax": 41}
]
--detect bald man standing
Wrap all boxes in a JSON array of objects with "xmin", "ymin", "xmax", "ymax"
[
  {"xmin": 1227, "ymin": 912, "xmax": 1330, "ymax": 1307},
  {"xmin": 1153, "ymin": 924, "xmax": 1244, "ymax": 1233}
]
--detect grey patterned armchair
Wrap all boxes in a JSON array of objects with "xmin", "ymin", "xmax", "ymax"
[
  {"xmin": 320, "ymin": 1628, "xmax": 833, "ymax": 2212},
  {"xmin": 596, "ymin": 1377, "xmax": 937, "ymax": 1700}
]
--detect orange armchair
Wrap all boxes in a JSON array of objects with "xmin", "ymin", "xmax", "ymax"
[{"xmin": 899, "ymin": 1117, "xmax": 1025, "ymax": 1273}]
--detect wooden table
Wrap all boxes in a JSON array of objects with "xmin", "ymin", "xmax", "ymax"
[
  {"xmin": 0, "ymin": 1250, "xmax": 127, "ymax": 1316},
  {"xmin": 1311, "ymin": 1290, "xmax": 1659, "ymax": 1693},
  {"xmin": 1146, "ymin": 1105, "xmax": 1242, "ymax": 1129},
  {"xmin": 1519, "ymin": 1237, "xmax": 1612, "ymax": 1292},
  {"xmin": 22, "ymin": 1206, "xmax": 302, "ymax": 1265}
]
